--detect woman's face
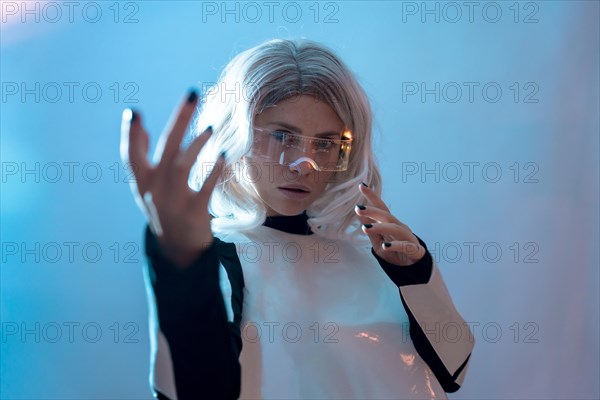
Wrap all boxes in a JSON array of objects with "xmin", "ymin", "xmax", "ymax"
[{"xmin": 247, "ymin": 94, "xmax": 345, "ymax": 217}]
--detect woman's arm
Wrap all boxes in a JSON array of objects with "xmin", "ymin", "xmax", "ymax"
[
  {"xmin": 144, "ymin": 226, "xmax": 244, "ymax": 400},
  {"xmin": 371, "ymin": 236, "xmax": 474, "ymax": 392},
  {"xmin": 120, "ymin": 91, "xmax": 239, "ymax": 398},
  {"xmin": 354, "ymin": 183, "xmax": 474, "ymax": 392}
]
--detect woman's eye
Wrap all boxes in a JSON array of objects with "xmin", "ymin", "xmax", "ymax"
[
  {"xmin": 270, "ymin": 130, "xmax": 287, "ymax": 141},
  {"xmin": 315, "ymin": 140, "xmax": 331, "ymax": 150},
  {"xmin": 277, "ymin": 132, "xmax": 300, "ymax": 146}
]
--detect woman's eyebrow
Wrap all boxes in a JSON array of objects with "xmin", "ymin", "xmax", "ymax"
[{"xmin": 268, "ymin": 121, "xmax": 342, "ymax": 138}]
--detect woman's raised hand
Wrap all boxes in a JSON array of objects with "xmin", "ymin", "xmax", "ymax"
[
  {"xmin": 120, "ymin": 91, "xmax": 225, "ymax": 268},
  {"xmin": 354, "ymin": 183, "xmax": 426, "ymax": 266}
]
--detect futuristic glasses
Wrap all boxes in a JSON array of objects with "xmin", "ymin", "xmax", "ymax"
[{"xmin": 249, "ymin": 127, "xmax": 353, "ymax": 172}]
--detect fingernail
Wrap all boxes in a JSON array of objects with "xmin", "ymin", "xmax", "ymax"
[
  {"xmin": 130, "ymin": 109, "xmax": 138, "ymax": 122},
  {"xmin": 384, "ymin": 242, "xmax": 392, "ymax": 248},
  {"xmin": 206, "ymin": 125, "xmax": 213, "ymax": 134},
  {"xmin": 187, "ymin": 90, "xmax": 198, "ymax": 103},
  {"xmin": 219, "ymin": 150, "xmax": 227, "ymax": 161},
  {"xmin": 123, "ymin": 108, "xmax": 137, "ymax": 122},
  {"xmin": 356, "ymin": 204, "xmax": 366, "ymax": 210},
  {"xmin": 361, "ymin": 181, "xmax": 369, "ymax": 187},
  {"xmin": 363, "ymin": 223, "xmax": 373, "ymax": 229}
]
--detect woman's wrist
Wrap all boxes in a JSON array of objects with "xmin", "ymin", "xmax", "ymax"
[{"xmin": 156, "ymin": 236, "xmax": 214, "ymax": 269}]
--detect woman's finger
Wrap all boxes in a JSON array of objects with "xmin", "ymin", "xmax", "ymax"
[
  {"xmin": 354, "ymin": 202, "xmax": 371, "ymax": 220},
  {"xmin": 143, "ymin": 192, "xmax": 164, "ymax": 237},
  {"xmin": 120, "ymin": 108, "xmax": 151, "ymax": 192},
  {"xmin": 380, "ymin": 240, "xmax": 425, "ymax": 263},
  {"xmin": 167, "ymin": 126, "xmax": 214, "ymax": 197},
  {"xmin": 362, "ymin": 221, "xmax": 416, "ymax": 243},
  {"xmin": 177, "ymin": 126, "xmax": 213, "ymax": 172},
  {"xmin": 358, "ymin": 183, "xmax": 391, "ymax": 213},
  {"xmin": 354, "ymin": 210, "xmax": 372, "ymax": 227},
  {"xmin": 192, "ymin": 152, "xmax": 226, "ymax": 211},
  {"xmin": 154, "ymin": 90, "xmax": 199, "ymax": 169},
  {"xmin": 354, "ymin": 204, "xmax": 404, "ymax": 227}
]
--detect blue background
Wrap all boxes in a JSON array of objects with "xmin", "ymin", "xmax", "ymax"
[{"xmin": 1, "ymin": 1, "xmax": 599, "ymax": 398}]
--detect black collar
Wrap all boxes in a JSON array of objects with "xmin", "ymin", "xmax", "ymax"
[{"xmin": 263, "ymin": 211, "xmax": 313, "ymax": 235}]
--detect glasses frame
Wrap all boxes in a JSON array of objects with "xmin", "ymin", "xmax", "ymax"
[{"xmin": 250, "ymin": 127, "xmax": 353, "ymax": 172}]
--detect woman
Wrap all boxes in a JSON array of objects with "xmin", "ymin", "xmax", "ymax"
[{"xmin": 120, "ymin": 38, "xmax": 474, "ymax": 400}]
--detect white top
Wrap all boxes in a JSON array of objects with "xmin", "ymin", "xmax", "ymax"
[
  {"xmin": 144, "ymin": 215, "xmax": 474, "ymax": 400},
  {"xmin": 234, "ymin": 224, "xmax": 446, "ymax": 399}
]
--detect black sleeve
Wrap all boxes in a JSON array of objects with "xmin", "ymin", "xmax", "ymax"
[
  {"xmin": 371, "ymin": 234, "xmax": 473, "ymax": 393},
  {"xmin": 370, "ymin": 235, "xmax": 433, "ymax": 287},
  {"xmin": 145, "ymin": 225, "xmax": 243, "ymax": 400}
]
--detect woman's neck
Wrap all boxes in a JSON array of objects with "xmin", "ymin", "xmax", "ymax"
[{"xmin": 263, "ymin": 211, "xmax": 313, "ymax": 235}]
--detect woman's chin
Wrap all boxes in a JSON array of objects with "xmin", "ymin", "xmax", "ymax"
[{"xmin": 266, "ymin": 203, "xmax": 307, "ymax": 217}]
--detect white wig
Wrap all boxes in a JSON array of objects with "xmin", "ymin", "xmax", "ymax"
[{"xmin": 191, "ymin": 38, "xmax": 382, "ymax": 241}]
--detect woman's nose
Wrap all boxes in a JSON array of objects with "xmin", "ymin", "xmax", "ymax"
[{"xmin": 289, "ymin": 157, "xmax": 318, "ymax": 175}]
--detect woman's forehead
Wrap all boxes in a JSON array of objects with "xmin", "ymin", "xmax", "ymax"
[{"xmin": 254, "ymin": 95, "xmax": 344, "ymax": 132}]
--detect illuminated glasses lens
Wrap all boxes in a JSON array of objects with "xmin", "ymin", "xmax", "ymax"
[{"xmin": 251, "ymin": 129, "xmax": 353, "ymax": 172}]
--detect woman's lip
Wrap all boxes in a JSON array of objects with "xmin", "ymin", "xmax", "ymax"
[
  {"xmin": 279, "ymin": 185, "xmax": 311, "ymax": 192},
  {"xmin": 278, "ymin": 187, "xmax": 312, "ymax": 199}
]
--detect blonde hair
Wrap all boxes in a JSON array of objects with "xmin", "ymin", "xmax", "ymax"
[{"xmin": 191, "ymin": 38, "xmax": 382, "ymax": 241}]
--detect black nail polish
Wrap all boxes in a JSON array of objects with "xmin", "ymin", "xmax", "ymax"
[
  {"xmin": 356, "ymin": 204, "xmax": 366, "ymax": 210},
  {"xmin": 206, "ymin": 125, "xmax": 213, "ymax": 133},
  {"xmin": 219, "ymin": 150, "xmax": 227, "ymax": 160},
  {"xmin": 187, "ymin": 90, "xmax": 198, "ymax": 103},
  {"xmin": 363, "ymin": 223, "xmax": 373, "ymax": 229},
  {"xmin": 130, "ymin": 109, "xmax": 138, "ymax": 123},
  {"xmin": 384, "ymin": 242, "xmax": 392, "ymax": 248},
  {"xmin": 361, "ymin": 181, "xmax": 369, "ymax": 187}
]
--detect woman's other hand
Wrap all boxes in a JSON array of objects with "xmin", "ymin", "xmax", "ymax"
[
  {"xmin": 120, "ymin": 90, "xmax": 225, "ymax": 268},
  {"xmin": 354, "ymin": 183, "xmax": 426, "ymax": 266}
]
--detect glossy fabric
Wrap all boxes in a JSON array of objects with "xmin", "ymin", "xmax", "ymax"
[{"xmin": 220, "ymin": 224, "xmax": 447, "ymax": 399}]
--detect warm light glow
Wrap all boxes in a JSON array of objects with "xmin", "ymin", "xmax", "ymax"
[
  {"xmin": 0, "ymin": 1, "xmax": 55, "ymax": 48},
  {"xmin": 424, "ymin": 369, "xmax": 436, "ymax": 398},
  {"xmin": 399, "ymin": 353, "xmax": 415, "ymax": 366},
  {"xmin": 355, "ymin": 331, "xmax": 380, "ymax": 342}
]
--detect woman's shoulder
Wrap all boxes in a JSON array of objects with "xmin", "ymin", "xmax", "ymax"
[{"xmin": 213, "ymin": 229, "xmax": 252, "ymax": 244}]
